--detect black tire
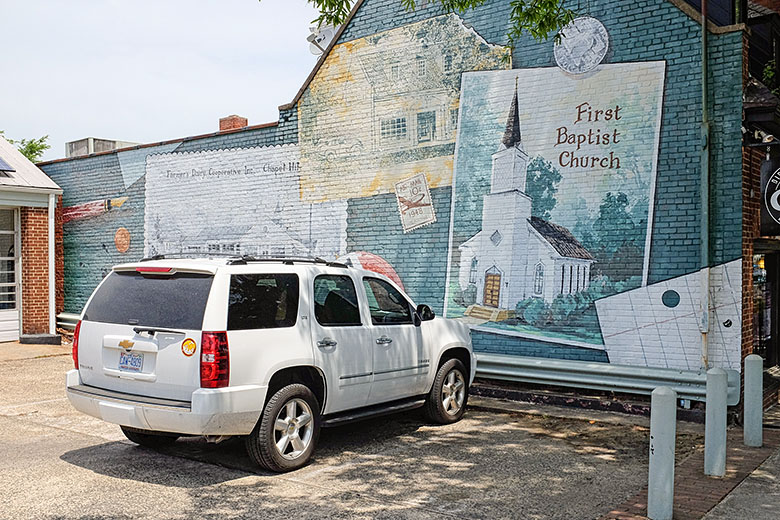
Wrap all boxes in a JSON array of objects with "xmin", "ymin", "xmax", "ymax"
[
  {"xmin": 424, "ymin": 358, "xmax": 469, "ymax": 424},
  {"xmin": 120, "ymin": 426, "xmax": 179, "ymax": 448},
  {"xmin": 245, "ymin": 383, "xmax": 321, "ymax": 473}
]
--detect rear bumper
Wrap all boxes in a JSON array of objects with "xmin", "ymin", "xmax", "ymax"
[{"xmin": 65, "ymin": 370, "xmax": 266, "ymax": 435}]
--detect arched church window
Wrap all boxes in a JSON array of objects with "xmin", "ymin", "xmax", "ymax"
[
  {"xmin": 469, "ymin": 257, "xmax": 478, "ymax": 284},
  {"xmin": 533, "ymin": 263, "xmax": 544, "ymax": 296}
]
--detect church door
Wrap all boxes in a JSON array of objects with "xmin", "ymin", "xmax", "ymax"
[{"xmin": 484, "ymin": 271, "xmax": 501, "ymax": 308}]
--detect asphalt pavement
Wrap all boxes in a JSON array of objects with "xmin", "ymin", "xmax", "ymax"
[{"xmin": 0, "ymin": 342, "xmax": 777, "ymax": 519}]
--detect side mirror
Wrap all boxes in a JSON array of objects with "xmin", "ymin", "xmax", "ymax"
[{"xmin": 416, "ymin": 304, "xmax": 435, "ymax": 322}]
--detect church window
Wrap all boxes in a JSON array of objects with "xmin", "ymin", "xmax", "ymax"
[
  {"xmin": 390, "ymin": 64, "xmax": 401, "ymax": 81},
  {"xmin": 569, "ymin": 265, "xmax": 573, "ymax": 294},
  {"xmin": 490, "ymin": 230, "xmax": 502, "ymax": 246},
  {"xmin": 417, "ymin": 111, "xmax": 436, "ymax": 143},
  {"xmin": 450, "ymin": 108, "xmax": 459, "ymax": 133},
  {"xmin": 560, "ymin": 266, "xmax": 565, "ymax": 294},
  {"xmin": 443, "ymin": 53, "xmax": 453, "ymax": 73},
  {"xmin": 381, "ymin": 117, "xmax": 407, "ymax": 140},
  {"xmin": 533, "ymin": 263, "xmax": 544, "ymax": 296},
  {"xmin": 469, "ymin": 257, "xmax": 478, "ymax": 284},
  {"xmin": 416, "ymin": 57, "xmax": 426, "ymax": 76}
]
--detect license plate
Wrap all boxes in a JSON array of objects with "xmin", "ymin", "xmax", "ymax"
[{"xmin": 119, "ymin": 352, "xmax": 144, "ymax": 372}]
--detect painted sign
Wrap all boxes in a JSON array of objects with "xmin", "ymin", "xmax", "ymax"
[
  {"xmin": 445, "ymin": 62, "xmax": 666, "ymax": 350},
  {"xmin": 144, "ymin": 145, "xmax": 348, "ymax": 259}
]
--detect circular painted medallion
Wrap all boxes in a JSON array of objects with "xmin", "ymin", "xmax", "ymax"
[
  {"xmin": 764, "ymin": 167, "xmax": 780, "ymax": 225},
  {"xmin": 114, "ymin": 227, "xmax": 131, "ymax": 253},
  {"xmin": 554, "ymin": 16, "xmax": 609, "ymax": 75}
]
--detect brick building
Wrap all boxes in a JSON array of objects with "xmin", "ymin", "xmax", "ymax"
[
  {"xmin": 36, "ymin": 0, "xmax": 780, "ymax": 403},
  {"xmin": 0, "ymin": 137, "xmax": 63, "ymax": 343}
]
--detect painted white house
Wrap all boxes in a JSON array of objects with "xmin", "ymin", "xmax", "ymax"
[{"xmin": 458, "ymin": 86, "xmax": 595, "ymax": 309}]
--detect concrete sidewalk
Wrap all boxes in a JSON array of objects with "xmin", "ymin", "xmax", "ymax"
[{"xmin": 0, "ymin": 340, "xmax": 71, "ymax": 362}]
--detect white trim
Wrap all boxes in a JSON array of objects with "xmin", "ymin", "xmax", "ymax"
[
  {"xmin": 0, "ymin": 185, "xmax": 62, "ymax": 195},
  {"xmin": 48, "ymin": 194, "xmax": 56, "ymax": 335},
  {"xmin": 16, "ymin": 208, "xmax": 22, "ymax": 339}
]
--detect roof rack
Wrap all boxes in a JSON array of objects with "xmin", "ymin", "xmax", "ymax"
[{"xmin": 139, "ymin": 252, "xmax": 348, "ymax": 268}]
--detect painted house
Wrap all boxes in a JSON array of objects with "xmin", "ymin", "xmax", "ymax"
[{"xmin": 458, "ymin": 87, "xmax": 594, "ymax": 309}]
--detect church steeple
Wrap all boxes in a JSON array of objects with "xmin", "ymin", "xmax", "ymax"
[{"xmin": 500, "ymin": 78, "xmax": 522, "ymax": 150}]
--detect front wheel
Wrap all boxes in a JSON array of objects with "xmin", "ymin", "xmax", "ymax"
[
  {"xmin": 246, "ymin": 383, "xmax": 320, "ymax": 473},
  {"xmin": 424, "ymin": 358, "xmax": 468, "ymax": 424}
]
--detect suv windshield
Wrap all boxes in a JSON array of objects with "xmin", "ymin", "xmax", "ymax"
[{"xmin": 83, "ymin": 271, "xmax": 214, "ymax": 330}]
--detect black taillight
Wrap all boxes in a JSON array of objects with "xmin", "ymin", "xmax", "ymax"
[
  {"xmin": 200, "ymin": 331, "xmax": 229, "ymax": 388},
  {"xmin": 72, "ymin": 320, "xmax": 82, "ymax": 370}
]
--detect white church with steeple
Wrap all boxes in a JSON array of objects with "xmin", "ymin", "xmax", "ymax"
[{"xmin": 458, "ymin": 83, "xmax": 595, "ymax": 312}]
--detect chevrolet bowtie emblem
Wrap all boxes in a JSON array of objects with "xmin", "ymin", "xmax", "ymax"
[{"xmin": 119, "ymin": 339, "xmax": 135, "ymax": 350}]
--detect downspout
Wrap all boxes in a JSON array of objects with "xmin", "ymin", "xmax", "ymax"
[
  {"xmin": 700, "ymin": 0, "xmax": 711, "ymax": 369},
  {"xmin": 48, "ymin": 193, "xmax": 56, "ymax": 336}
]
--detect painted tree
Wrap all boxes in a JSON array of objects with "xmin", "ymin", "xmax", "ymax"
[
  {"xmin": 525, "ymin": 155, "xmax": 561, "ymax": 220},
  {"xmin": 591, "ymin": 191, "xmax": 643, "ymax": 281},
  {"xmin": 0, "ymin": 131, "xmax": 50, "ymax": 163},
  {"xmin": 280, "ymin": 1, "xmax": 575, "ymax": 45}
]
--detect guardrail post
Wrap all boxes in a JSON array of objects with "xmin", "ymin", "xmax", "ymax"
[
  {"xmin": 648, "ymin": 386, "xmax": 676, "ymax": 520},
  {"xmin": 704, "ymin": 367, "xmax": 728, "ymax": 476},
  {"xmin": 744, "ymin": 354, "xmax": 763, "ymax": 447}
]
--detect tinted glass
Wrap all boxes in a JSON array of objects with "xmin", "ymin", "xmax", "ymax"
[
  {"xmin": 362, "ymin": 278, "xmax": 413, "ymax": 325},
  {"xmin": 83, "ymin": 271, "xmax": 213, "ymax": 330},
  {"xmin": 314, "ymin": 275, "xmax": 362, "ymax": 326},
  {"xmin": 228, "ymin": 274, "xmax": 299, "ymax": 330}
]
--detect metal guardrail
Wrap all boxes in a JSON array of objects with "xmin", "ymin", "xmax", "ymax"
[
  {"xmin": 56, "ymin": 312, "xmax": 80, "ymax": 331},
  {"xmin": 475, "ymin": 353, "xmax": 741, "ymax": 406}
]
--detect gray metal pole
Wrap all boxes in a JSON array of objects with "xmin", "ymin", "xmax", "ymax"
[
  {"xmin": 704, "ymin": 367, "xmax": 728, "ymax": 476},
  {"xmin": 744, "ymin": 354, "xmax": 764, "ymax": 447},
  {"xmin": 648, "ymin": 386, "xmax": 677, "ymax": 520}
]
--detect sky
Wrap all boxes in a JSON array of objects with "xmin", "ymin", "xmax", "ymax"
[{"xmin": 1, "ymin": 0, "xmax": 323, "ymax": 162}]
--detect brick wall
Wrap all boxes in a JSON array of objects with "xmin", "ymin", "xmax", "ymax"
[
  {"xmin": 39, "ymin": 0, "xmax": 746, "ymax": 372},
  {"xmin": 20, "ymin": 207, "xmax": 50, "ymax": 334}
]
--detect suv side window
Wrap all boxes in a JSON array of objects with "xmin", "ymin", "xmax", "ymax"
[
  {"xmin": 228, "ymin": 274, "xmax": 299, "ymax": 330},
  {"xmin": 314, "ymin": 275, "xmax": 362, "ymax": 327},
  {"xmin": 362, "ymin": 277, "xmax": 413, "ymax": 325}
]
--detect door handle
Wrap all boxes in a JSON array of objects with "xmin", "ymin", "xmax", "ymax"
[
  {"xmin": 317, "ymin": 337, "xmax": 338, "ymax": 348},
  {"xmin": 375, "ymin": 335, "xmax": 393, "ymax": 345}
]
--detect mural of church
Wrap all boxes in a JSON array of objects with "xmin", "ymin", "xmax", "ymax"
[{"xmin": 457, "ymin": 86, "xmax": 595, "ymax": 312}]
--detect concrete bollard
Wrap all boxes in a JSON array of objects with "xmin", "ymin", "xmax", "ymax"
[
  {"xmin": 648, "ymin": 386, "xmax": 677, "ymax": 520},
  {"xmin": 704, "ymin": 367, "xmax": 728, "ymax": 476},
  {"xmin": 744, "ymin": 354, "xmax": 763, "ymax": 447}
]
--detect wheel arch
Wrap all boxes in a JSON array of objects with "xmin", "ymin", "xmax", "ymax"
[
  {"xmin": 266, "ymin": 365, "xmax": 327, "ymax": 411},
  {"xmin": 436, "ymin": 345, "xmax": 472, "ymax": 383}
]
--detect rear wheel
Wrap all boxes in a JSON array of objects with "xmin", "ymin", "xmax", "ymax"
[
  {"xmin": 246, "ymin": 383, "xmax": 320, "ymax": 473},
  {"xmin": 120, "ymin": 426, "xmax": 179, "ymax": 448},
  {"xmin": 425, "ymin": 358, "xmax": 468, "ymax": 424}
]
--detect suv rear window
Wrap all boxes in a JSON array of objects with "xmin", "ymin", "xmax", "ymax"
[
  {"xmin": 83, "ymin": 271, "xmax": 214, "ymax": 330},
  {"xmin": 228, "ymin": 274, "xmax": 299, "ymax": 330}
]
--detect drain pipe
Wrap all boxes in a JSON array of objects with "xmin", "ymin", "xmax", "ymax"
[{"xmin": 699, "ymin": 0, "xmax": 711, "ymax": 369}]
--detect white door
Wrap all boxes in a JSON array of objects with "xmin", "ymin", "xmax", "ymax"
[
  {"xmin": 0, "ymin": 209, "xmax": 19, "ymax": 341},
  {"xmin": 360, "ymin": 276, "xmax": 427, "ymax": 403},
  {"xmin": 309, "ymin": 271, "xmax": 374, "ymax": 414}
]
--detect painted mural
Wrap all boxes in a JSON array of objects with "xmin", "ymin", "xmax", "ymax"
[
  {"xmin": 297, "ymin": 13, "xmax": 510, "ymax": 203},
  {"xmin": 145, "ymin": 145, "xmax": 347, "ymax": 258},
  {"xmin": 445, "ymin": 63, "xmax": 666, "ymax": 349}
]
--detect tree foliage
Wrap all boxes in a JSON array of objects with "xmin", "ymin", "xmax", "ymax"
[
  {"xmin": 525, "ymin": 155, "xmax": 561, "ymax": 220},
  {"xmin": 0, "ymin": 131, "xmax": 50, "ymax": 163},
  {"xmin": 282, "ymin": 0, "xmax": 575, "ymax": 45}
]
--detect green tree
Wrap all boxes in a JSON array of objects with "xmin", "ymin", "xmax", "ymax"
[
  {"xmin": 525, "ymin": 155, "xmax": 561, "ymax": 220},
  {"xmin": 0, "ymin": 131, "xmax": 50, "ymax": 163},
  {"xmin": 281, "ymin": 0, "xmax": 575, "ymax": 45},
  {"xmin": 591, "ymin": 191, "xmax": 643, "ymax": 282}
]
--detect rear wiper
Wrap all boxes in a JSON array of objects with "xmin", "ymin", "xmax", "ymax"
[{"xmin": 133, "ymin": 327, "xmax": 186, "ymax": 335}]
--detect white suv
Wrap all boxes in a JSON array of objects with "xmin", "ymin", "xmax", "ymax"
[{"xmin": 66, "ymin": 256, "xmax": 473, "ymax": 472}]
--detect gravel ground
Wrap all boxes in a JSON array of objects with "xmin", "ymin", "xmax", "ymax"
[{"xmin": 0, "ymin": 352, "xmax": 704, "ymax": 519}]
